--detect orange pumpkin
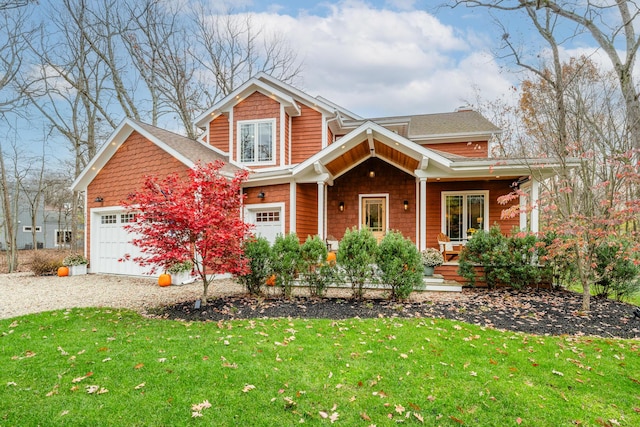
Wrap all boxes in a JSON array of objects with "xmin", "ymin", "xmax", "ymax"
[
  {"xmin": 158, "ymin": 273, "xmax": 172, "ymax": 287},
  {"xmin": 266, "ymin": 274, "xmax": 276, "ymax": 286},
  {"xmin": 57, "ymin": 266, "xmax": 69, "ymax": 277},
  {"xmin": 326, "ymin": 251, "xmax": 337, "ymax": 265}
]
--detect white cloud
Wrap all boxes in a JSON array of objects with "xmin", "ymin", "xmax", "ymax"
[{"xmin": 250, "ymin": 1, "xmax": 514, "ymax": 117}]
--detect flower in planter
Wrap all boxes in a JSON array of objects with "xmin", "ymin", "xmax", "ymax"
[
  {"xmin": 421, "ymin": 248, "xmax": 444, "ymax": 267},
  {"xmin": 167, "ymin": 260, "xmax": 194, "ymax": 274},
  {"xmin": 63, "ymin": 253, "xmax": 89, "ymax": 266}
]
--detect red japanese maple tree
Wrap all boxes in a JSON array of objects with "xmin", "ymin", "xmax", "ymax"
[{"xmin": 122, "ymin": 161, "xmax": 251, "ymax": 303}]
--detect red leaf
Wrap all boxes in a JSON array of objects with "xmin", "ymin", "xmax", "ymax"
[{"xmin": 449, "ymin": 415, "xmax": 464, "ymax": 424}]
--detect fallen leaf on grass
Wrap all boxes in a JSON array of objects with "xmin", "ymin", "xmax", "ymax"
[
  {"xmin": 552, "ymin": 370, "xmax": 564, "ymax": 376},
  {"xmin": 134, "ymin": 363, "xmax": 144, "ymax": 370},
  {"xmin": 85, "ymin": 385, "xmax": 108, "ymax": 394},
  {"xmin": 134, "ymin": 383, "xmax": 145, "ymax": 390},
  {"xmin": 72, "ymin": 372, "xmax": 93, "ymax": 383},
  {"xmin": 46, "ymin": 385, "xmax": 59, "ymax": 397},
  {"xmin": 360, "ymin": 412, "xmax": 371, "ymax": 421},
  {"xmin": 191, "ymin": 400, "xmax": 212, "ymax": 411},
  {"xmin": 242, "ymin": 384, "xmax": 256, "ymax": 393},
  {"xmin": 414, "ymin": 412, "xmax": 424, "ymax": 423}
]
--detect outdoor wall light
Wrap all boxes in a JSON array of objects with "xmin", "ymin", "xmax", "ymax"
[
  {"xmin": 368, "ymin": 170, "xmax": 375, "ymax": 178},
  {"xmin": 403, "ymin": 200, "xmax": 409, "ymax": 211},
  {"xmin": 94, "ymin": 196, "xmax": 104, "ymax": 203},
  {"xmin": 339, "ymin": 201, "xmax": 344, "ymax": 212},
  {"xmin": 257, "ymin": 191, "xmax": 265, "ymax": 199}
]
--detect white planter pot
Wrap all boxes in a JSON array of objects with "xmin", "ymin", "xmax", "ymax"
[
  {"xmin": 171, "ymin": 271, "xmax": 191, "ymax": 285},
  {"xmin": 69, "ymin": 264, "xmax": 87, "ymax": 276}
]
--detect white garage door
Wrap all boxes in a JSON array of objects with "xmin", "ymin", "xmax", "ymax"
[
  {"xmin": 246, "ymin": 204, "xmax": 284, "ymax": 244},
  {"xmin": 92, "ymin": 210, "xmax": 155, "ymax": 276}
]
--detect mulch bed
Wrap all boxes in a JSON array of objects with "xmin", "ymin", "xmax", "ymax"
[{"xmin": 155, "ymin": 288, "xmax": 640, "ymax": 339}]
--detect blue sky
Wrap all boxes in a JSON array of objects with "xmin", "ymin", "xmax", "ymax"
[
  {"xmin": 7, "ymin": 0, "xmax": 608, "ymax": 166},
  {"xmin": 197, "ymin": 0, "xmax": 558, "ymax": 117}
]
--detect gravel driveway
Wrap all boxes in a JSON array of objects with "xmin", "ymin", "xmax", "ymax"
[{"xmin": 0, "ymin": 273, "xmax": 243, "ymax": 320}]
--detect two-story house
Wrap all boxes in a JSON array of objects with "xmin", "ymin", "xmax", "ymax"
[{"xmin": 72, "ymin": 73, "xmax": 559, "ymax": 278}]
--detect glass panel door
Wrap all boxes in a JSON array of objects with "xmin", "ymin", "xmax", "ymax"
[{"xmin": 361, "ymin": 197, "xmax": 386, "ymax": 241}]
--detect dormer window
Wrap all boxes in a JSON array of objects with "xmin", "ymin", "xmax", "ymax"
[{"xmin": 238, "ymin": 119, "xmax": 275, "ymax": 165}]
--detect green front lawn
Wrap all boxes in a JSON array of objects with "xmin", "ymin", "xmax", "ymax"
[{"xmin": 1, "ymin": 309, "xmax": 639, "ymax": 426}]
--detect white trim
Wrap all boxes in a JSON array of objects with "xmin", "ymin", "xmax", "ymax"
[
  {"xmin": 321, "ymin": 115, "xmax": 328, "ymax": 149},
  {"xmin": 317, "ymin": 182, "xmax": 325, "ymax": 238},
  {"xmin": 228, "ymin": 109, "xmax": 234, "ymax": 161},
  {"xmin": 288, "ymin": 114, "xmax": 292, "ymax": 165},
  {"xmin": 22, "ymin": 226, "xmax": 42, "ymax": 233},
  {"xmin": 441, "ymin": 190, "xmax": 490, "ymax": 241},
  {"xmin": 358, "ymin": 193, "xmax": 389, "ymax": 233},
  {"xmin": 194, "ymin": 77, "xmax": 302, "ymax": 128},
  {"xmin": 419, "ymin": 178, "xmax": 427, "ymax": 251},
  {"xmin": 280, "ymin": 104, "xmax": 286, "ymax": 166},
  {"xmin": 237, "ymin": 118, "xmax": 277, "ymax": 166},
  {"xmin": 289, "ymin": 182, "xmax": 296, "ymax": 233},
  {"xmin": 415, "ymin": 180, "xmax": 420, "ymax": 248}
]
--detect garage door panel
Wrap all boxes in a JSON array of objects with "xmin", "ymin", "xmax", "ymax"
[{"xmin": 92, "ymin": 210, "xmax": 155, "ymax": 276}]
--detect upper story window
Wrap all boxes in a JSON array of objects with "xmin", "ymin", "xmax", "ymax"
[{"xmin": 238, "ymin": 119, "xmax": 275, "ymax": 165}]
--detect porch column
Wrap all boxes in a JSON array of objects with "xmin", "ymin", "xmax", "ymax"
[
  {"xmin": 419, "ymin": 177, "xmax": 427, "ymax": 251},
  {"xmin": 530, "ymin": 178, "xmax": 540, "ymax": 233},
  {"xmin": 317, "ymin": 181, "xmax": 325, "ymax": 238},
  {"xmin": 289, "ymin": 182, "xmax": 296, "ymax": 234}
]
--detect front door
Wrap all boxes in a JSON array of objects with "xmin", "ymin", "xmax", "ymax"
[{"xmin": 361, "ymin": 196, "xmax": 387, "ymax": 241}]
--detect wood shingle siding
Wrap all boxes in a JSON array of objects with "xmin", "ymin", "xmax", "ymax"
[
  {"xmin": 209, "ymin": 115, "xmax": 230, "ymax": 154},
  {"xmin": 423, "ymin": 141, "xmax": 489, "ymax": 157},
  {"xmin": 295, "ymin": 183, "xmax": 318, "ymax": 241},
  {"xmin": 291, "ymin": 104, "xmax": 322, "ymax": 164},
  {"xmin": 86, "ymin": 131, "xmax": 189, "ymax": 262}
]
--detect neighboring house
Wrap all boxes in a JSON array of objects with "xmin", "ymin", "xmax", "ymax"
[
  {"xmin": 72, "ymin": 73, "xmax": 563, "ymax": 278},
  {"xmin": 0, "ymin": 195, "xmax": 74, "ymax": 250}
]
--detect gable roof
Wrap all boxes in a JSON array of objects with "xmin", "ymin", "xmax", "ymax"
[
  {"xmin": 337, "ymin": 109, "xmax": 501, "ymax": 142},
  {"xmin": 193, "ymin": 72, "xmax": 360, "ymax": 128},
  {"xmin": 71, "ymin": 118, "xmax": 237, "ymax": 192}
]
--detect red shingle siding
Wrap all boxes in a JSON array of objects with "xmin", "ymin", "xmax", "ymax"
[
  {"xmin": 291, "ymin": 104, "xmax": 322, "ymax": 164},
  {"xmin": 234, "ymin": 92, "xmax": 281, "ymax": 167},
  {"xmin": 209, "ymin": 115, "xmax": 230, "ymax": 154},
  {"xmin": 326, "ymin": 158, "xmax": 416, "ymax": 241},
  {"xmin": 285, "ymin": 113, "xmax": 290, "ymax": 164},
  {"xmin": 424, "ymin": 141, "xmax": 488, "ymax": 157},
  {"xmin": 86, "ymin": 131, "xmax": 189, "ymax": 261},
  {"xmin": 295, "ymin": 183, "xmax": 318, "ymax": 241}
]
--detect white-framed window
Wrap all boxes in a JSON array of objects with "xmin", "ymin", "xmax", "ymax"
[
  {"xmin": 256, "ymin": 211, "xmax": 280, "ymax": 223},
  {"xmin": 101, "ymin": 214, "xmax": 117, "ymax": 224},
  {"xmin": 121, "ymin": 213, "xmax": 136, "ymax": 223},
  {"xmin": 441, "ymin": 190, "xmax": 489, "ymax": 242},
  {"xmin": 238, "ymin": 119, "xmax": 275, "ymax": 165},
  {"xmin": 22, "ymin": 226, "xmax": 42, "ymax": 233},
  {"xmin": 56, "ymin": 230, "xmax": 72, "ymax": 246}
]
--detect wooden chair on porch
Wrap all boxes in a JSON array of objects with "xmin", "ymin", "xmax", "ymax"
[{"xmin": 437, "ymin": 233, "xmax": 462, "ymax": 261}]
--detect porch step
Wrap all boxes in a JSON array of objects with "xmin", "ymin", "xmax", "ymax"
[{"xmin": 418, "ymin": 274, "xmax": 462, "ymax": 292}]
